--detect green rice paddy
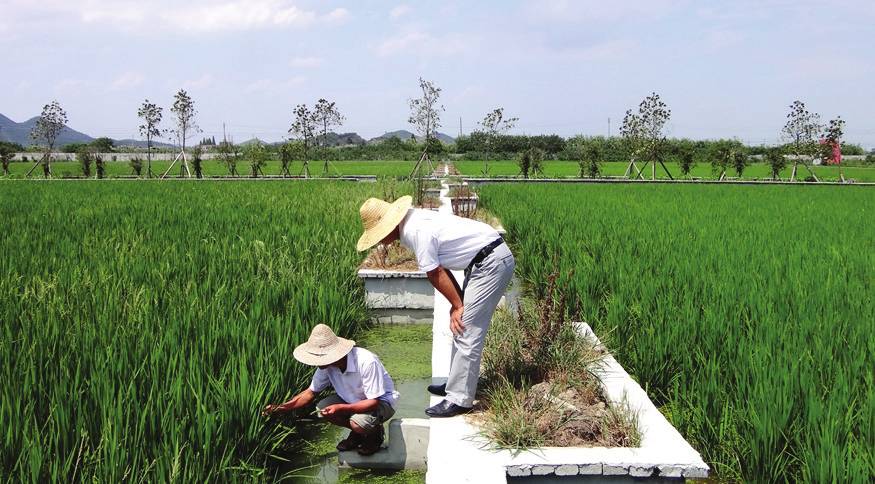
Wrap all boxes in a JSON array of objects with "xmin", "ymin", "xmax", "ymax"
[{"xmin": 481, "ymin": 183, "xmax": 874, "ymax": 482}]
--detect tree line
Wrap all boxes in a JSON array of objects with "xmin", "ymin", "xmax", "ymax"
[{"xmin": 6, "ymin": 79, "xmax": 873, "ymax": 180}]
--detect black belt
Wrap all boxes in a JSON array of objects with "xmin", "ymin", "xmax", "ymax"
[
  {"xmin": 446, "ymin": 238, "xmax": 505, "ymax": 301},
  {"xmin": 465, "ymin": 238, "xmax": 505, "ymax": 275}
]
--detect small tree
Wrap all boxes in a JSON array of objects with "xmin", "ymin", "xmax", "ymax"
[
  {"xmin": 217, "ymin": 139, "xmax": 240, "ymax": 176},
  {"xmin": 289, "ymin": 104, "xmax": 317, "ymax": 177},
  {"xmin": 191, "ymin": 145, "xmax": 203, "ymax": 179},
  {"xmin": 677, "ymin": 145, "xmax": 696, "ymax": 178},
  {"xmin": 27, "ymin": 100, "xmax": 68, "ymax": 177},
  {"xmin": 639, "ymin": 92, "xmax": 673, "ymax": 180},
  {"xmin": 620, "ymin": 108, "xmax": 644, "ymax": 178},
  {"xmin": 579, "ymin": 143, "xmax": 602, "ymax": 178},
  {"xmin": 731, "ymin": 149, "xmax": 749, "ymax": 178},
  {"xmin": 138, "ymin": 100, "xmax": 163, "ymax": 178},
  {"xmin": 0, "ymin": 141, "xmax": 21, "ymax": 176},
  {"xmin": 278, "ymin": 141, "xmax": 301, "ymax": 177},
  {"xmin": 163, "ymin": 89, "xmax": 200, "ymax": 178},
  {"xmin": 519, "ymin": 147, "xmax": 544, "ymax": 179},
  {"xmin": 711, "ymin": 140, "xmax": 733, "ymax": 180},
  {"xmin": 479, "ymin": 108, "xmax": 518, "ymax": 175},
  {"xmin": 93, "ymin": 148, "xmax": 105, "ymax": 179},
  {"xmin": 313, "ymin": 98, "xmax": 345, "ymax": 175},
  {"xmin": 91, "ymin": 137, "xmax": 114, "ymax": 153},
  {"xmin": 245, "ymin": 140, "xmax": 268, "ymax": 178},
  {"xmin": 408, "ymin": 77, "xmax": 444, "ymax": 177},
  {"xmin": 76, "ymin": 146, "xmax": 93, "ymax": 177},
  {"xmin": 782, "ymin": 100, "xmax": 821, "ymax": 182},
  {"xmin": 130, "ymin": 157, "xmax": 143, "ymax": 177},
  {"xmin": 822, "ymin": 117, "xmax": 846, "ymax": 181},
  {"xmin": 765, "ymin": 147, "xmax": 787, "ymax": 180}
]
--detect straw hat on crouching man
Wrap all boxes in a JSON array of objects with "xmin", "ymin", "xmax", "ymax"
[
  {"xmin": 262, "ymin": 324, "xmax": 399, "ymax": 456},
  {"xmin": 357, "ymin": 196, "xmax": 515, "ymax": 418}
]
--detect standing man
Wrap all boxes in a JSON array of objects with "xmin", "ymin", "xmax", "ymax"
[
  {"xmin": 356, "ymin": 195, "xmax": 515, "ymax": 418},
  {"xmin": 262, "ymin": 324, "xmax": 399, "ymax": 455}
]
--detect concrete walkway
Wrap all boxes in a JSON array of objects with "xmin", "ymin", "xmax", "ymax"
[{"xmin": 426, "ymin": 184, "xmax": 508, "ymax": 483}]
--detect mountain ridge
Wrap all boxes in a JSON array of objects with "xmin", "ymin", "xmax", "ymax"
[{"xmin": 0, "ymin": 112, "xmax": 456, "ymax": 148}]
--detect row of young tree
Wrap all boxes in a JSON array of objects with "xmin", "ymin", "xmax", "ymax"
[{"xmin": 12, "ymin": 79, "xmax": 869, "ymax": 181}]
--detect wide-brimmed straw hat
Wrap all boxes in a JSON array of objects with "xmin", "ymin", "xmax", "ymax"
[
  {"xmin": 293, "ymin": 324, "xmax": 356, "ymax": 366},
  {"xmin": 356, "ymin": 196, "xmax": 413, "ymax": 252}
]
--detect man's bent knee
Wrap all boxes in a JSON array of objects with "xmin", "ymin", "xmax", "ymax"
[{"xmin": 349, "ymin": 414, "xmax": 381, "ymax": 434}]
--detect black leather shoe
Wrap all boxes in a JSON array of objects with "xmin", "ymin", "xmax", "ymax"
[
  {"xmin": 425, "ymin": 399, "xmax": 472, "ymax": 418},
  {"xmin": 427, "ymin": 383, "xmax": 446, "ymax": 396}
]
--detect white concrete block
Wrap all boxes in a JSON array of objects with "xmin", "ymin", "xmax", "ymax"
[
  {"xmin": 578, "ymin": 463, "xmax": 603, "ymax": 475},
  {"xmin": 555, "ymin": 464, "xmax": 578, "ymax": 476},
  {"xmin": 629, "ymin": 464, "xmax": 656, "ymax": 477},
  {"xmin": 340, "ymin": 418, "xmax": 429, "ymax": 471},
  {"xmin": 683, "ymin": 467, "xmax": 710, "ymax": 478},
  {"xmin": 603, "ymin": 464, "xmax": 629, "ymax": 475},
  {"xmin": 507, "ymin": 465, "xmax": 532, "ymax": 477},
  {"xmin": 531, "ymin": 465, "xmax": 555, "ymax": 475},
  {"xmin": 656, "ymin": 464, "xmax": 684, "ymax": 478}
]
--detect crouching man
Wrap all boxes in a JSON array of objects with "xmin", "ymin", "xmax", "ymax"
[{"xmin": 262, "ymin": 324, "xmax": 399, "ymax": 456}]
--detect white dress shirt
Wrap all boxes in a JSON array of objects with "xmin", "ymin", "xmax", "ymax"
[
  {"xmin": 399, "ymin": 208, "xmax": 500, "ymax": 272},
  {"xmin": 308, "ymin": 347, "xmax": 399, "ymax": 408}
]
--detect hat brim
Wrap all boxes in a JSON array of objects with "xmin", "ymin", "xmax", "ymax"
[
  {"xmin": 356, "ymin": 195, "xmax": 413, "ymax": 252},
  {"xmin": 293, "ymin": 337, "xmax": 356, "ymax": 366}
]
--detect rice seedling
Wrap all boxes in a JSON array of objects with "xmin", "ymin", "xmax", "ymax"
[
  {"xmin": 0, "ymin": 181, "xmax": 377, "ymax": 481},
  {"xmin": 480, "ymin": 183, "xmax": 875, "ymax": 482}
]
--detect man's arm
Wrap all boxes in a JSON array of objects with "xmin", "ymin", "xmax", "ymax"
[
  {"xmin": 427, "ymin": 266, "xmax": 465, "ymax": 336},
  {"xmin": 262, "ymin": 388, "xmax": 316, "ymax": 416},
  {"xmin": 320, "ymin": 398, "xmax": 380, "ymax": 416}
]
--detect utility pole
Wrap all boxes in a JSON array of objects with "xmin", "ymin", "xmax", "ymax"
[
  {"xmin": 459, "ymin": 117, "xmax": 462, "ymax": 138},
  {"xmin": 608, "ymin": 117, "xmax": 611, "ymax": 137}
]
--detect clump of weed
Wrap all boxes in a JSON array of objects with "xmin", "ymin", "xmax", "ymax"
[{"xmin": 479, "ymin": 273, "xmax": 639, "ymax": 449}]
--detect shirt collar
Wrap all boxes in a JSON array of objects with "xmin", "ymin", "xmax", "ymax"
[
  {"xmin": 398, "ymin": 208, "xmax": 413, "ymax": 235},
  {"xmin": 342, "ymin": 347, "xmax": 358, "ymax": 374}
]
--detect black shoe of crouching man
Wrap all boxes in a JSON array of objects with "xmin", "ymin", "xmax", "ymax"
[
  {"xmin": 357, "ymin": 425, "xmax": 385, "ymax": 456},
  {"xmin": 427, "ymin": 383, "xmax": 446, "ymax": 396},
  {"xmin": 425, "ymin": 399, "xmax": 472, "ymax": 418},
  {"xmin": 336, "ymin": 431, "xmax": 363, "ymax": 452}
]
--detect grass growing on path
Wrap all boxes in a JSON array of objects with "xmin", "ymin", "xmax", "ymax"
[{"xmin": 480, "ymin": 183, "xmax": 875, "ymax": 482}]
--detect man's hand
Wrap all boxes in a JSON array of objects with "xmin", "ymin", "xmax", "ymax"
[
  {"xmin": 319, "ymin": 404, "xmax": 347, "ymax": 417},
  {"xmin": 450, "ymin": 304, "xmax": 465, "ymax": 336},
  {"xmin": 262, "ymin": 404, "xmax": 284, "ymax": 417}
]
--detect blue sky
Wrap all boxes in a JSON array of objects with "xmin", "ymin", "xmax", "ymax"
[{"xmin": 2, "ymin": 0, "xmax": 874, "ymax": 147}]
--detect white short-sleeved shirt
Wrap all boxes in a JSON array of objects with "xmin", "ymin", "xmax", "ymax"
[
  {"xmin": 308, "ymin": 347, "xmax": 399, "ymax": 408},
  {"xmin": 399, "ymin": 208, "xmax": 500, "ymax": 272}
]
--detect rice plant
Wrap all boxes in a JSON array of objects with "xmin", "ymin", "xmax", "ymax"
[
  {"xmin": 0, "ymin": 181, "xmax": 375, "ymax": 481},
  {"xmin": 480, "ymin": 183, "xmax": 875, "ymax": 482}
]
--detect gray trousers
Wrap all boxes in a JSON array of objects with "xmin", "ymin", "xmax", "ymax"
[{"xmin": 445, "ymin": 243, "xmax": 515, "ymax": 407}]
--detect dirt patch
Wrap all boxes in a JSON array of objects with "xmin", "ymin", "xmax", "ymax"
[{"xmin": 360, "ymin": 242, "xmax": 420, "ymax": 271}]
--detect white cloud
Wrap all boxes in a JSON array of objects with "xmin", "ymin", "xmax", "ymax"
[
  {"xmin": 111, "ymin": 72, "xmax": 145, "ymax": 90},
  {"xmin": 376, "ymin": 29, "xmax": 470, "ymax": 57},
  {"xmin": 4, "ymin": 1, "xmax": 348, "ymax": 34},
  {"xmin": 524, "ymin": 0, "xmax": 682, "ymax": 23},
  {"xmin": 244, "ymin": 76, "xmax": 306, "ymax": 93},
  {"xmin": 390, "ymin": 5, "xmax": 411, "ymax": 19},
  {"xmin": 323, "ymin": 7, "xmax": 350, "ymax": 24},
  {"xmin": 181, "ymin": 74, "xmax": 214, "ymax": 90},
  {"xmin": 289, "ymin": 56, "xmax": 323, "ymax": 68}
]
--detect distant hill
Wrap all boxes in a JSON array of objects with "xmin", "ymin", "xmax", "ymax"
[
  {"xmin": 0, "ymin": 113, "xmax": 94, "ymax": 147},
  {"xmin": 368, "ymin": 129, "xmax": 455, "ymax": 144},
  {"xmin": 316, "ymin": 132, "xmax": 366, "ymax": 147}
]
